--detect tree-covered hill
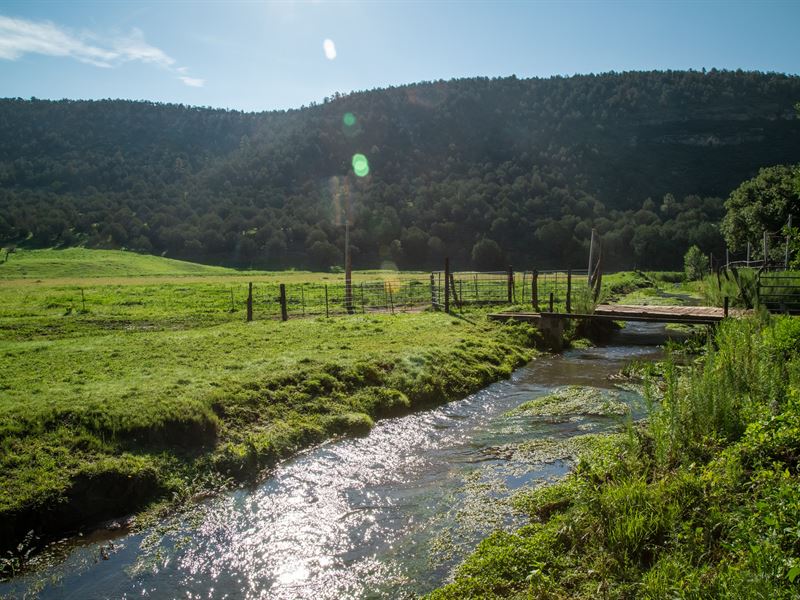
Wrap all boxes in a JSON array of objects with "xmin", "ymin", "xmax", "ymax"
[{"xmin": 1, "ymin": 70, "xmax": 799, "ymax": 269}]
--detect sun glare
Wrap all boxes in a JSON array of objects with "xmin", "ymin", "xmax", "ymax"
[
  {"xmin": 323, "ymin": 38, "xmax": 337, "ymax": 60},
  {"xmin": 351, "ymin": 153, "xmax": 369, "ymax": 177}
]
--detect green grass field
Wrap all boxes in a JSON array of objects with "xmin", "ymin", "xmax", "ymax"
[{"xmin": 0, "ymin": 248, "xmax": 542, "ymax": 567}]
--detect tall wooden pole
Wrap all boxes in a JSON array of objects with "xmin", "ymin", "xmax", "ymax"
[
  {"xmin": 566, "ymin": 269, "xmax": 572, "ymax": 313},
  {"xmin": 344, "ymin": 192, "xmax": 353, "ymax": 313}
]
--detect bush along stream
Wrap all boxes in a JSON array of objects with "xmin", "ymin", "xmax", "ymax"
[
  {"xmin": 2, "ymin": 319, "xmax": 660, "ymax": 598},
  {"xmin": 429, "ymin": 316, "xmax": 800, "ymax": 600}
]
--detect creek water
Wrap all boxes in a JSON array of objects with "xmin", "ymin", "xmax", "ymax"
[{"xmin": 1, "ymin": 322, "xmax": 675, "ymax": 600}]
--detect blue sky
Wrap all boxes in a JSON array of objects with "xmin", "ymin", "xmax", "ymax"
[{"xmin": 1, "ymin": 1, "xmax": 798, "ymax": 112}]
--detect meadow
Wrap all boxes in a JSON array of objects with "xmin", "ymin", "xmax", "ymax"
[{"xmin": 0, "ymin": 248, "xmax": 542, "ymax": 566}]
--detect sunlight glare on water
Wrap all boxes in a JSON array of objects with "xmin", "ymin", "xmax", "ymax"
[{"xmin": 0, "ymin": 324, "xmax": 678, "ymax": 600}]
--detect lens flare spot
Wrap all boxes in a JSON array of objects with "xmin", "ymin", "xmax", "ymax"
[
  {"xmin": 323, "ymin": 39, "xmax": 337, "ymax": 60},
  {"xmin": 352, "ymin": 153, "xmax": 369, "ymax": 177},
  {"xmin": 343, "ymin": 112, "xmax": 356, "ymax": 127}
]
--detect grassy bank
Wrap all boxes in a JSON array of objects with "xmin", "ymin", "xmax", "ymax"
[
  {"xmin": 0, "ymin": 249, "xmax": 544, "ymax": 573},
  {"xmin": 428, "ymin": 316, "xmax": 800, "ymax": 599}
]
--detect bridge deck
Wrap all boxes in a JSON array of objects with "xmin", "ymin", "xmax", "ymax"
[{"xmin": 489, "ymin": 304, "xmax": 746, "ymax": 325}]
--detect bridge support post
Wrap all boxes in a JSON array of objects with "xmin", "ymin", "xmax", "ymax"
[{"xmin": 538, "ymin": 314, "xmax": 565, "ymax": 351}]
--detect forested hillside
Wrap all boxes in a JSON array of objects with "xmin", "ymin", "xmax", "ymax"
[{"xmin": 1, "ymin": 70, "xmax": 799, "ymax": 269}]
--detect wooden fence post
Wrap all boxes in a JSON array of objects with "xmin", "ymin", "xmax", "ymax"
[
  {"xmin": 724, "ymin": 296, "xmax": 729, "ymax": 318},
  {"xmin": 549, "ymin": 292, "xmax": 554, "ymax": 312},
  {"xmin": 361, "ymin": 283, "xmax": 366, "ymax": 313},
  {"xmin": 566, "ymin": 270, "xmax": 572, "ymax": 313},
  {"xmin": 507, "ymin": 265, "xmax": 513, "ymax": 303},
  {"xmin": 324, "ymin": 284, "xmax": 329, "ymax": 318},
  {"xmin": 449, "ymin": 272, "xmax": 459, "ymax": 309},
  {"xmin": 444, "ymin": 258, "xmax": 450, "ymax": 314},
  {"xmin": 246, "ymin": 282, "xmax": 253, "ymax": 322},
  {"xmin": 279, "ymin": 283, "xmax": 288, "ymax": 321},
  {"xmin": 388, "ymin": 286, "xmax": 395, "ymax": 314},
  {"xmin": 430, "ymin": 273, "xmax": 436, "ymax": 308},
  {"xmin": 532, "ymin": 269, "xmax": 539, "ymax": 311},
  {"xmin": 474, "ymin": 273, "xmax": 479, "ymax": 302}
]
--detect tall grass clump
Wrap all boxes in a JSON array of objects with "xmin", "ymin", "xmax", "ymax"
[
  {"xmin": 702, "ymin": 267, "xmax": 758, "ymax": 308},
  {"xmin": 648, "ymin": 318, "xmax": 783, "ymax": 467}
]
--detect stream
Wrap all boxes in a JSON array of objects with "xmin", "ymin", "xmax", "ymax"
[{"xmin": 1, "ymin": 322, "xmax": 676, "ymax": 600}]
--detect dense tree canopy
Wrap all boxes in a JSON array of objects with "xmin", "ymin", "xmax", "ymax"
[
  {"xmin": 1, "ymin": 70, "xmax": 799, "ymax": 269},
  {"xmin": 721, "ymin": 164, "xmax": 800, "ymax": 255}
]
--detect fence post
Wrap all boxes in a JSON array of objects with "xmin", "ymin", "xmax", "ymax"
[
  {"xmin": 247, "ymin": 282, "xmax": 253, "ymax": 322},
  {"xmin": 507, "ymin": 265, "xmax": 513, "ymax": 304},
  {"xmin": 785, "ymin": 214, "xmax": 792, "ymax": 269},
  {"xmin": 388, "ymin": 286, "xmax": 395, "ymax": 314},
  {"xmin": 444, "ymin": 258, "xmax": 450, "ymax": 314},
  {"xmin": 474, "ymin": 273, "xmax": 479, "ymax": 302},
  {"xmin": 532, "ymin": 269, "xmax": 539, "ymax": 311},
  {"xmin": 430, "ymin": 273, "xmax": 436, "ymax": 308},
  {"xmin": 549, "ymin": 292, "xmax": 554, "ymax": 312},
  {"xmin": 724, "ymin": 296, "xmax": 729, "ymax": 318},
  {"xmin": 449, "ymin": 272, "xmax": 459, "ymax": 309},
  {"xmin": 279, "ymin": 283, "xmax": 288, "ymax": 321},
  {"xmin": 566, "ymin": 270, "xmax": 572, "ymax": 313},
  {"xmin": 324, "ymin": 284, "xmax": 329, "ymax": 318},
  {"xmin": 361, "ymin": 283, "xmax": 366, "ymax": 313}
]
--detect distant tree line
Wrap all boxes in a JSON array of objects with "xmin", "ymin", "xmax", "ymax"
[{"xmin": 1, "ymin": 70, "xmax": 799, "ymax": 270}]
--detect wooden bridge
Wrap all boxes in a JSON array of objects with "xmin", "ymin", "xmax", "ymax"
[
  {"xmin": 488, "ymin": 303, "xmax": 746, "ymax": 347},
  {"xmin": 489, "ymin": 304, "xmax": 739, "ymax": 326}
]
